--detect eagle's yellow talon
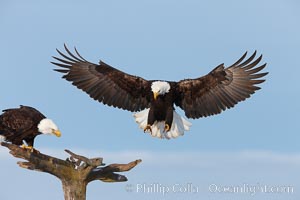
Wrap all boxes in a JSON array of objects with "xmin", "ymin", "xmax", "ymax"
[
  {"xmin": 21, "ymin": 144, "xmax": 31, "ymax": 149},
  {"xmin": 144, "ymin": 124, "xmax": 152, "ymax": 133},
  {"xmin": 164, "ymin": 124, "xmax": 170, "ymax": 132},
  {"xmin": 21, "ymin": 144, "xmax": 37, "ymax": 153}
]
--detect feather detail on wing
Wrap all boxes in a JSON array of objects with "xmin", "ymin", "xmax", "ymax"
[
  {"xmin": 52, "ymin": 44, "xmax": 152, "ymax": 112},
  {"xmin": 175, "ymin": 51, "xmax": 268, "ymax": 119},
  {"xmin": 0, "ymin": 106, "xmax": 45, "ymax": 139}
]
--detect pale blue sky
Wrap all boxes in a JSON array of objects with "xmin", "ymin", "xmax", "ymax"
[{"xmin": 0, "ymin": 1, "xmax": 299, "ymax": 200}]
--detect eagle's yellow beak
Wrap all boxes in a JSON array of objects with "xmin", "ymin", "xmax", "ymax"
[
  {"xmin": 153, "ymin": 92, "xmax": 159, "ymax": 100},
  {"xmin": 53, "ymin": 129, "xmax": 61, "ymax": 137}
]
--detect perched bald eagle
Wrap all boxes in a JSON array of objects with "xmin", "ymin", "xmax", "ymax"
[
  {"xmin": 52, "ymin": 45, "xmax": 267, "ymax": 139},
  {"xmin": 0, "ymin": 105, "xmax": 61, "ymax": 150}
]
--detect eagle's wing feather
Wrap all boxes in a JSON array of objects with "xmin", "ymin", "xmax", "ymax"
[
  {"xmin": 175, "ymin": 51, "xmax": 268, "ymax": 119},
  {"xmin": 1, "ymin": 108, "xmax": 34, "ymax": 134},
  {"xmin": 52, "ymin": 45, "xmax": 151, "ymax": 112}
]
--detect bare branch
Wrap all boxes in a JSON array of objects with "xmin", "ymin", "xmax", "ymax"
[
  {"xmin": 102, "ymin": 159, "xmax": 142, "ymax": 173},
  {"xmin": 1, "ymin": 142, "xmax": 142, "ymax": 200},
  {"xmin": 65, "ymin": 149, "xmax": 103, "ymax": 167}
]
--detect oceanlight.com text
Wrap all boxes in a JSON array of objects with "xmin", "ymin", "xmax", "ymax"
[{"xmin": 209, "ymin": 183, "xmax": 294, "ymax": 196}]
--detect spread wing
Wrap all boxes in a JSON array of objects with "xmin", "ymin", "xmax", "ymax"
[
  {"xmin": 175, "ymin": 51, "xmax": 268, "ymax": 119},
  {"xmin": 52, "ymin": 45, "xmax": 152, "ymax": 112}
]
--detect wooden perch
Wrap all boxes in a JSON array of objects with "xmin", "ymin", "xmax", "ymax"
[{"xmin": 1, "ymin": 142, "xmax": 141, "ymax": 200}]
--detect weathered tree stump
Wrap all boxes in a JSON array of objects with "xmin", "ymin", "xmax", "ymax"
[{"xmin": 1, "ymin": 142, "xmax": 141, "ymax": 200}]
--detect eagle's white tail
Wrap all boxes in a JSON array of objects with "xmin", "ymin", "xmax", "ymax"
[{"xmin": 133, "ymin": 108, "xmax": 192, "ymax": 139}]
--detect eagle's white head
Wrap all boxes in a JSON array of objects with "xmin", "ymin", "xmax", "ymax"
[
  {"xmin": 0, "ymin": 135, "xmax": 6, "ymax": 142},
  {"xmin": 151, "ymin": 81, "xmax": 171, "ymax": 100},
  {"xmin": 38, "ymin": 118, "xmax": 61, "ymax": 137}
]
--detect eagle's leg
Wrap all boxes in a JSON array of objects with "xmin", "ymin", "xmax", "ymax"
[
  {"xmin": 164, "ymin": 107, "xmax": 173, "ymax": 132},
  {"xmin": 144, "ymin": 108, "xmax": 155, "ymax": 133},
  {"xmin": 21, "ymin": 144, "xmax": 34, "ymax": 151},
  {"xmin": 22, "ymin": 139, "xmax": 40, "ymax": 153},
  {"xmin": 21, "ymin": 144, "xmax": 40, "ymax": 153}
]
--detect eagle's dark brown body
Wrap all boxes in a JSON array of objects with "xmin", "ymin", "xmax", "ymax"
[
  {"xmin": 148, "ymin": 91, "xmax": 175, "ymax": 128},
  {"xmin": 0, "ymin": 105, "xmax": 45, "ymax": 146}
]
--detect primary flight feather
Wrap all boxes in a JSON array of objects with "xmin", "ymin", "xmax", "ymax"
[{"xmin": 52, "ymin": 45, "xmax": 267, "ymax": 139}]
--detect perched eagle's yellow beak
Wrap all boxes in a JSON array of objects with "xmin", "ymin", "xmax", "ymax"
[
  {"xmin": 153, "ymin": 92, "xmax": 159, "ymax": 100},
  {"xmin": 53, "ymin": 129, "xmax": 61, "ymax": 137}
]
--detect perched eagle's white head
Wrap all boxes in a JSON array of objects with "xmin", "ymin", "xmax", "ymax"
[
  {"xmin": 0, "ymin": 135, "xmax": 6, "ymax": 142},
  {"xmin": 151, "ymin": 81, "xmax": 171, "ymax": 100},
  {"xmin": 38, "ymin": 119, "xmax": 61, "ymax": 137}
]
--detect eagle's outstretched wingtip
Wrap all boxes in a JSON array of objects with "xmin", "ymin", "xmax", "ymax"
[
  {"xmin": 63, "ymin": 43, "xmax": 68, "ymax": 50},
  {"xmin": 53, "ymin": 69, "xmax": 69, "ymax": 73}
]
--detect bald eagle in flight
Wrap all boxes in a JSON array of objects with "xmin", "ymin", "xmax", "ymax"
[
  {"xmin": 0, "ymin": 105, "xmax": 61, "ymax": 150},
  {"xmin": 52, "ymin": 45, "xmax": 267, "ymax": 139}
]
